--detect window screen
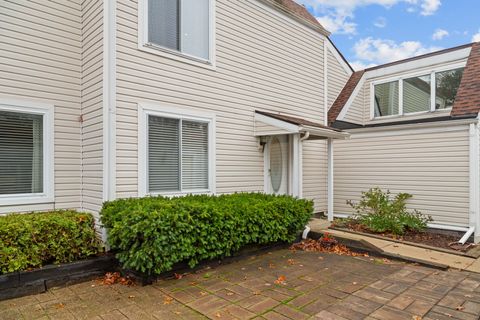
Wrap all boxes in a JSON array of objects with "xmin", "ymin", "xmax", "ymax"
[
  {"xmin": 403, "ymin": 74, "xmax": 431, "ymax": 114},
  {"xmin": 435, "ymin": 68, "xmax": 464, "ymax": 110},
  {"xmin": 0, "ymin": 111, "xmax": 43, "ymax": 195},
  {"xmin": 148, "ymin": 115, "xmax": 209, "ymax": 193},
  {"xmin": 147, "ymin": 0, "xmax": 210, "ymax": 60},
  {"xmin": 374, "ymin": 81, "xmax": 399, "ymax": 117}
]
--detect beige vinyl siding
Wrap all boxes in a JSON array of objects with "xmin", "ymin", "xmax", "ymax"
[
  {"xmin": 327, "ymin": 49, "xmax": 350, "ymax": 108},
  {"xmin": 333, "ymin": 125, "xmax": 470, "ymax": 227},
  {"xmin": 0, "ymin": 0, "xmax": 82, "ymax": 213},
  {"xmin": 343, "ymin": 84, "xmax": 365, "ymax": 125},
  {"xmin": 115, "ymin": 0, "xmax": 327, "ymax": 207},
  {"xmin": 81, "ymin": 0, "xmax": 104, "ymax": 214},
  {"xmin": 303, "ymin": 140, "xmax": 327, "ymax": 212}
]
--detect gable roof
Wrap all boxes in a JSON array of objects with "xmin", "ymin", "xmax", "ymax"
[
  {"xmin": 328, "ymin": 42, "xmax": 480, "ymax": 125},
  {"xmin": 328, "ymin": 71, "xmax": 364, "ymax": 125},
  {"xmin": 259, "ymin": 0, "xmax": 330, "ymax": 36},
  {"xmin": 451, "ymin": 42, "xmax": 480, "ymax": 117}
]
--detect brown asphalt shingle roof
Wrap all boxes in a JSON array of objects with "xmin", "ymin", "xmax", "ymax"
[
  {"xmin": 451, "ymin": 42, "xmax": 480, "ymax": 117},
  {"xmin": 261, "ymin": 0, "xmax": 329, "ymax": 35},
  {"xmin": 272, "ymin": 0, "xmax": 320, "ymax": 26},
  {"xmin": 327, "ymin": 71, "xmax": 365, "ymax": 125}
]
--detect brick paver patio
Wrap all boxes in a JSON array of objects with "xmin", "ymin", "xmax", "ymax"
[{"xmin": 1, "ymin": 249, "xmax": 480, "ymax": 319}]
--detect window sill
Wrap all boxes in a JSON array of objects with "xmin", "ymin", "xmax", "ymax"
[
  {"xmin": 138, "ymin": 43, "xmax": 216, "ymax": 71},
  {"xmin": 145, "ymin": 190, "xmax": 214, "ymax": 199},
  {"xmin": 372, "ymin": 108, "xmax": 452, "ymax": 121},
  {"xmin": 0, "ymin": 194, "xmax": 54, "ymax": 206}
]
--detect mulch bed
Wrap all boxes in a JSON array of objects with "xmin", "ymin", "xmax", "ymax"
[{"xmin": 334, "ymin": 220, "xmax": 476, "ymax": 253}]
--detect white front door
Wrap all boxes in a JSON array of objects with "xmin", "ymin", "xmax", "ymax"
[{"xmin": 267, "ymin": 135, "xmax": 289, "ymax": 195}]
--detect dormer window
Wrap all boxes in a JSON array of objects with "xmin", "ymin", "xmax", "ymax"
[{"xmin": 373, "ymin": 67, "xmax": 464, "ymax": 118}]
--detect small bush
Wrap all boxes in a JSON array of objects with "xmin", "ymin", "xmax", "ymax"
[
  {"xmin": 0, "ymin": 211, "xmax": 101, "ymax": 274},
  {"xmin": 347, "ymin": 188, "xmax": 432, "ymax": 235},
  {"xmin": 101, "ymin": 193, "xmax": 313, "ymax": 275}
]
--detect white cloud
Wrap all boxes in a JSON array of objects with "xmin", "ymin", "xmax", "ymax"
[
  {"xmin": 352, "ymin": 37, "xmax": 442, "ymax": 66},
  {"xmin": 419, "ymin": 0, "xmax": 441, "ymax": 15},
  {"xmin": 350, "ymin": 61, "xmax": 377, "ymax": 71},
  {"xmin": 296, "ymin": 0, "xmax": 441, "ymax": 34},
  {"xmin": 473, "ymin": 30, "xmax": 480, "ymax": 42},
  {"xmin": 374, "ymin": 17, "xmax": 387, "ymax": 28},
  {"xmin": 432, "ymin": 29, "xmax": 449, "ymax": 40},
  {"xmin": 317, "ymin": 15, "xmax": 356, "ymax": 34}
]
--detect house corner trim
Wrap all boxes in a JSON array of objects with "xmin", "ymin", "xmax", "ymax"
[{"xmin": 103, "ymin": 0, "xmax": 117, "ymax": 202}]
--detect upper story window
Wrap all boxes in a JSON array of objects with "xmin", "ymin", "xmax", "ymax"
[
  {"xmin": 143, "ymin": 0, "xmax": 212, "ymax": 62},
  {"xmin": 373, "ymin": 67, "xmax": 464, "ymax": 118}
]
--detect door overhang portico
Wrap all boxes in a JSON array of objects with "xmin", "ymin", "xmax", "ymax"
[{"xmin": 254, "ymin": 111, "xmax": 349, "ymax": 217}]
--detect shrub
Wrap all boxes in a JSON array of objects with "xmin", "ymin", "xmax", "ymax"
[
  {"xmin": 0, "ymin": 211, "xmax": 101, "ymax": 274},
  {"xmin": 101, "ymin": 193, "xmax": 313, "ymax": 275},
  {"xmin": 347, "ymin": 188, "xmax": 432, "ymax": 235}
]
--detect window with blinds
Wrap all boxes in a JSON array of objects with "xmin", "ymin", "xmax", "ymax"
[
  {"xmin": 0, "ymin": 111, "xmax": 43, "ymax": 195},
  {"xmin": 147, "ymin": 0, "xmax": 210, "ymax": 61},
  {"xmin": 148, "ymin": 115, "xmax": 209, "ymax": 193}
]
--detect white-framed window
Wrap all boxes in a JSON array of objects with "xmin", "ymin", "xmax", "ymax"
[
  {"xmin": 0, "ymin": 99, "xmax": 54, "ymax": 206},
  {"xmin": 138, "ymin": 104, "xmax": 215, "ymax": 196},
  {"xmin": 372, "ymin": 65, "xmax": 465, "ymax": 119},
  {"xmin": 138, "ymin": 0, "xmax": 215, "ymax": 66}
]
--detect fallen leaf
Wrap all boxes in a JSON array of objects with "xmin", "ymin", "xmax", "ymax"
[
  {"xmin": 163, "ymin": 296, "xmax": 174, "ymax": 305},
  {"xmin": 54, "ymin": 303, "xmax": 65, "ymax": 309},
  {"xmin": 287, "ymin": 259, "xmax": 296, "ymax": 265},
  {"xmin": 253, "ymin": 291, "xmax": 261, "ymax": 295},
  {"xmin": 226, "ymin": 291, "xmax": 235, "ymax": 296},
  {"xmin": 352, "ymin": 282, "xmax": 358, "ymax": 285},
  {"xmin": 174, "ymin": 273, "xmax": 183, "ymax": 280},
  {"xmin": 455, "ymin": 306, "xmax": 465, "ymax": 311},
  {"xmin": 412, "ymin": 316, "xmax": 422, "ymax": 320},
  {"xmin": 174, "ymin": 311, "xmax": 181, "ymax": 315},
  {"xmin": 274, "ymin": 275, "xmax": 287, "ymax": 285},
  {"xmin": 200, "ymin": 291, "xmax": 207, "ymax": 296},
  {"xmin": 215, "ymin": 312, "xmax": 222, "ymax": 318},
  {"xmin": 128, "ymin": 295, "xmax": 135, "ymax": 299}
]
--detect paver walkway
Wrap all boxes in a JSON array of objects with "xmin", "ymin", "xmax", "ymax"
[
  {"xmin": 2, "ymin": 250, "xmax": 480, "ymax": 319},
  {"xmin": 308, "ymin": 218, "xmax": 480, "ymax": 273}
]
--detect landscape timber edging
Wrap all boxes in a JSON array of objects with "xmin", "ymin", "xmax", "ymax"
[
  {"xmin": 329, "ymin": 226, "xmax": 479, "ymax": 258},
  {"xmin": 0, "ymin": 254, "xmax": 117, "ymax": 301},
  {"xmin": 308, "ymin": 231, "xmax": 449, "ymax": 270}
]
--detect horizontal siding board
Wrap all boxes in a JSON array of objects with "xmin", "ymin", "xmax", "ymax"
[{"xmin": 333, "ymin": 126, "xmax": 470, "ymax": 227}]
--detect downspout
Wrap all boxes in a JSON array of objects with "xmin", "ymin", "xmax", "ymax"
[
  {"xmin": 327, "ymin": 138, "xmax": 334, "ymax": 222},
  {"xmin": 468, "ymin": 122, "xmax": 480, "ymax": 243}
]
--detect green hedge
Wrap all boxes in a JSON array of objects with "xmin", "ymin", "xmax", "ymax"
[
  {"xmin": 101, "ymin": 193, "xmax": 313, "ymax": 275},
  {"xmin": 0, "ymin": 211, "xmax": 101, "ymax": 274}
]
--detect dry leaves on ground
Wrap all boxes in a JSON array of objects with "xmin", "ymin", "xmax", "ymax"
[
  {"xmin": 97, "ymin": 272, "xmax": 135, "ymax": 286},
  {"xmin": 290, "ymin": 239, "xmax": 369, "ymax": 257},
  {"xmin": 274, "ymin": 275, "xmax": 287, "ymax": 285}
]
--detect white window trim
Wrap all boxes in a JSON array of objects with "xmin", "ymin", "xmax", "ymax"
[
  {"xmin": 370, "ymin": 61, "xmax": 466, "ymax": 120},
  {"xmin": 138, "ymin": 103, "xmax": 216, "ymax": 197},
  {"xmin": 137, "ymin": 0, "xmax": 216, "ymax": 70},
  {"xmin": 0, "ymin": 98, "xmax": 54, "ymax": 206}
]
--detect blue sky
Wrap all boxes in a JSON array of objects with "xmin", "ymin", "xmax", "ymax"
[{"xmin": 296, "ymin": 0, "xmax": 480, "ymax": 70}]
